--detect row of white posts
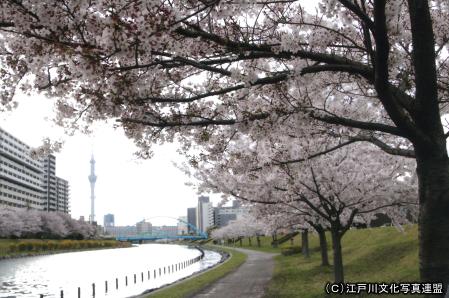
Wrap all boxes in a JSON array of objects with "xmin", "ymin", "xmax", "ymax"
[{"xmin": 39, "ymin": 253, "xmax": 204, "ymax": 297}]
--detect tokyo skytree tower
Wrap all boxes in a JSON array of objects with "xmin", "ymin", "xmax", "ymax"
[{"xmin": 88, "ymin": 154, "xmax": 97, "ymax": 223}]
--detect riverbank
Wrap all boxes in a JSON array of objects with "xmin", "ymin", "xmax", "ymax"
[
  {"xmin": 226, "ymin": 225, "xmax": 418, "ymax": 297},
  {"xmin": 143, "ymin": 246, "xmax": 247, "ymax": 298},
  {"xmin": 0, "ymin": 238, "xmax": 131, "ymax": 259}
]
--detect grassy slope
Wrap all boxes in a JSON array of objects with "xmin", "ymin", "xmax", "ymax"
[
  {"xmin": 231, "ymin": 225, "xmax": 418, "ymax": 298},
  {"xmin": 146, "ymin": 247, "xmax": 247, "ymax": 298},
  {"xmin": 226, "ymin": 235, "xmax": 299, "ymax": 253}
]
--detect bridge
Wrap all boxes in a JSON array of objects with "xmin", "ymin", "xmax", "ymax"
[{"xmin": 115, "ymin": 216, "xmax": 208, "ymax": 242}]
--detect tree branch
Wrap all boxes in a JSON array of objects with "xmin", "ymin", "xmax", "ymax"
[
  {"xmin": 310, "ymin": 110, "xmax": 406, "ymax": 138},
  {"xmin": 350, "ymin": 134, "xmax": 415, "ymax": 158},
  {"xmin": 337, "ymin": 0, "xmax": 375, "ymax": 32}
]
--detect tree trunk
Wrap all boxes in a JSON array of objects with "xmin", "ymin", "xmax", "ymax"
[
  {"xmin": 248, "ymin": 237, "xmax": 252, "ymax": 246},
  {"xmin": 256, "ymin": 235, "xmax": 261, "ymax": 247},
  {"xmin": 317, "ymin": 227, "xmax": 330, "ymax": 266},
  {"xmin": 239, "ymin": 237, "xmax": 242, "ymax": 246},
  {"xmin": 301, "ymin": 229, "xmax": 310, "ymax": 258},
  {"xmin": 416, "ymin": 155, "xmax": 449, "ymax": 293},
  {"xmin": 331, "ymin": 228, "xmax": 344, "ymax": 283},
  {"xmin": 272, "ymin": 232, "xmax": 278, "ymax": 248},
  {"xmin": 406, "ymin": 2, "xmax": 449, "ymax": 292}
]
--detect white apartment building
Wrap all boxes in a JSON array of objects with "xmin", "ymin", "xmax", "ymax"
[
  {"xmin": 0, "ymin": 127, "xmax": 70, "ymax": 212},
  {"xmin": 197, "ymin": 196, "xmax": 214, "ymax": 233},
  {"xmin": 56, "ymin": 177, "xmax": 70, "ymax": 213}
]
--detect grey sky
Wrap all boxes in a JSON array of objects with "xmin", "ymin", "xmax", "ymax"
[{"xmin": 1, "ymin": 92, "xmax": 217, "ymax": 226}]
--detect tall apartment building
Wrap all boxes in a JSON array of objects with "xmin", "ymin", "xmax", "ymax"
[
  {"xmin": 56, "ymin": 177, "xmax": 70, "ymax": 213},
  {"xmin": 42, "ymin": 155, "xmax": 57, "ymax": 211},
  {"xmin": 0, "ymin": 127, "xmax": 70, "ymax": 212},
  {"xmin": 196, "ymin": 196, "xmax": 214, "ymax": 233},
  {"xmin": 187, "ymin": 207, "xmax": 197, "ymax": 234},
  {"xmin": 0, "ymin": 128, "xmax": 44, "ymax": 209}
]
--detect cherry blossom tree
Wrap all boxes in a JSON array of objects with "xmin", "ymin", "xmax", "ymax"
[
  {"xmin": 251, "ymin": 200, "xmax": 330, "ymax": 265},
  {"xmin": 0, "ymin": 208, "xmax": 24, "ymax": 238},
  {"xmin": 0, "ymin": 208, "xmax": 96, "ymax": 239},
  {"xmin": 17, "ymin": 209, "xmax": 43, "ymax": 238},
  {"xmin": 1, "ymin": 0, "xmax": 447, "ymax": 285},
  {"xmin": 191, "ymin": 141, "xmax": 417, "ymax": 282},
  {"xmin": 211, "ymin": 214, "xmax": 267, "ymax": 246},
  {"xmin": 39, "ymin": 211, "xmax": 69, "ymax": 238}
]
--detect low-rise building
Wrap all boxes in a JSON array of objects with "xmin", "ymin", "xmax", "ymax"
[
  {"xmin": 104, "ymin": 225, "xmax": 137, "ymax": 237},
  {"xmin": 152, "ymin": 225, "xmax": 178, "ymax": 237},
  {"xmin": 214, "ymin": 204, "xmax": 249, "ymax": 228},
  {"xmin": 136, "ymin": 220, "xmax": 152, "ymax": 235}
]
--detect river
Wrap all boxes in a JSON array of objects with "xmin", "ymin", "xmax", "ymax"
[{"xmin": 0, "ymin": 244, "xmax": 222, "ymax": 298}]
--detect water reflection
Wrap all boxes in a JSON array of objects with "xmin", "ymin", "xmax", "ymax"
[{"xmin": 0, "ymin": 244, "xmax": 221, "ymax": 298}]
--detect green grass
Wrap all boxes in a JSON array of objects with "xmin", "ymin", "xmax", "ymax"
[
  {"xmin": 146, "ymin": 246, "xmax": 247, "ymax": 298},
  {"xmin": 222, "ymin": 235, "xmax": 299, "ymax": 253},
  {"xmin": 262, "ymin": 225, "xmax": 419, "ymax": 298}
]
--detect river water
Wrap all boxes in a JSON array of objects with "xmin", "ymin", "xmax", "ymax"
[{"xmin": 0, "ymin": 244, "xmax": 222, "ymax": 298}]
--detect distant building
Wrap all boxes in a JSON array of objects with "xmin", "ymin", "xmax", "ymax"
[
  {"xmin": 104, "ymin": 213, "xmax": 115, "ymax": 228},
  {"xmin": 177, "ymin": 216, "xmax": 188, "ymax": 235},
  {"xmin": 197, "ymin": 196, "xmax": 214, "ymax": 233},
  {"xmin": 105, "ymin": 225, "xmax": 137, "ymax": 237},
  {"xmin": 187, "ymin": 207, "xmax": 197, "ymax": 234},
  {"xmin": 198, "ymin": 195, "xmax": 209, "ymax": 204},
  {"xmin": 152, "ymin": 225, "xmax": 178, "ymax": 237},
  {"xmin": 136, "ymin": 220, "xmax": 152, "ymax": 235},
  {"xmin": 0, "ymin": 127, "xmax": 70, "ymax": 212},
  {"xmin": 214, "ymin": 205, "xmax": 249, "ymax": 228}
]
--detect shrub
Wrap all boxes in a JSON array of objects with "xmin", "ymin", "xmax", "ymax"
[
  {"xmin": 8, "ymin": 243, "xmax": 18, "ymax": 253},
  {"xmin": 47, "ymin": 241, "xmax": 57, "ymax": 250},
  {"xmin": 40, "ymin": 242, "xmax": 48, "ymax": 251}
]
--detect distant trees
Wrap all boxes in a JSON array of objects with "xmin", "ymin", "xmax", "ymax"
[
  {"xmin": 211, "ymin": 215, "xmax": 267, "ymax": 246},
  {"xmin": 0, "ymin": 208, "xmax": 96, "ymax": 239}
]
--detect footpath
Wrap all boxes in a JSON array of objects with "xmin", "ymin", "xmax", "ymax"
[{"xmin": 192, "ymin": 248, "xmax": 277, "ymax": 298}]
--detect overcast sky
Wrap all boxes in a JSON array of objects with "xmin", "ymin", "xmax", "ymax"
[{"xmin": 0, "ymin": 92, "xmax": 220, "ymax": 226}]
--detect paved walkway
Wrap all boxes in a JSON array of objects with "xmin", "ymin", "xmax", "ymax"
[{"xmin": 192, "ymin": 248, "xmax": 277, "ymax": 298}]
